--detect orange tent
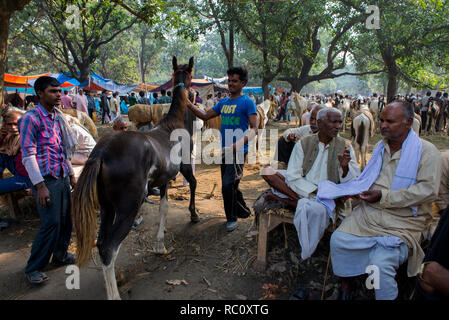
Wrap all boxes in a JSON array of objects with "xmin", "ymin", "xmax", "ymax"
[{"xmin": 4, "ymin": 73, "xmax": 50, "ymax": 88}]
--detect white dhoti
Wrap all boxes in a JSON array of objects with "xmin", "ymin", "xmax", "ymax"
[
  {"xmin": 293, "ymin": 197, "xmax": 330, "ymax": 260},
  {"xmin": 268, "ymin": 170, "xmax": 331, "ymax": 260},
  {"xmin": 330, "ymin": 231, "xmax": 408, "ymax": 300}
]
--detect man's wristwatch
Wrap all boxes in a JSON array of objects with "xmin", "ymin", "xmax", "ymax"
[{"xmin": 418, "ymin": 261, "xmax": 434, "ymax": 281}]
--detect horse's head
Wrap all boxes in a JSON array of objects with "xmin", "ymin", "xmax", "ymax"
[{"xmin": 172, "ymin": 56, "xmax": 194, "ymax": 89}]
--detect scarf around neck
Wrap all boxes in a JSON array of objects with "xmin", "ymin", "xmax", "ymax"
[{"xmin": 317, "ymin": 129, "xmax": 422, "ymax": 217}]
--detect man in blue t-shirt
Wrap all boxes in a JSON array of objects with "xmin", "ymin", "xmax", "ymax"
[{"xmin": 186, "ymin": 67, "xmax": 258, "ymax": 232}]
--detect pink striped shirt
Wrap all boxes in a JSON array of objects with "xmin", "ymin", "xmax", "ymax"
[{"xmin": 19, "ymin": 104, "xmax": 70, "ymax": 179}]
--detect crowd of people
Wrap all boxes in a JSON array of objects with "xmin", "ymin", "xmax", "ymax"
[{"xmin": 0, "ymin": 71, "xmax": 448, "ymax": 301}]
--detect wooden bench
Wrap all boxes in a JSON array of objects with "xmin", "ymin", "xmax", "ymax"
[
  {"xmin": 255, "ymin": 206, "xmax": 295, "ymax": 270},
  {"xmin": 252, "ymin": 189, "xmax": 350, "ymax": 270},
  {"xmin": 252, "ymin": 190, "xmax": 295, "ymax": 270}
]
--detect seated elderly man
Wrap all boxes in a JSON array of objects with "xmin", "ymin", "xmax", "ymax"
[
  {"xmin": 274, "ymin": 104, "xmax": 324, "ymax": 166},
  {"xmin": 65, "ymin": 115, "xmax": 96, "ymax": 166},
  {"xmin": 112, "ymin": 116, "xmax": 128, "ymax": 132},
  {"xmin": 261, "ymin": 107, "xmax": 360, "ymax": 260},
  {"xmin": 0, "ymin": 107, "xmax": 32, "ymax": 193},
  {"xmin": 317, "ymin": 101, "xmax": 442, "ymax": 300}
]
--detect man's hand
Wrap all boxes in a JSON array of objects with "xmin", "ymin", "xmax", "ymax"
[
  {"xmin": 0, "ymin": 126, "xmax": 7, "ymax": 137},
  {"xmin": 337, "ymin": 146, "xmax": 351, "ymax": 169},
  {"xmin": 287, "ymin": 133, "xmax": 299, "ymax": 142},
  {"xmin": 359, "ymin": 190, "xmax": 382, "ymax": 203},
  {"xmin": 70, "ymin": 175, "xmax": 77, "ymax": 189},
  {"xmin": 338, "ymin": 147, "xmax": 351, "ymax": 177},
  {"xmin": 36, "ymin": 182, "xmax": 51, "ymax": 208}
]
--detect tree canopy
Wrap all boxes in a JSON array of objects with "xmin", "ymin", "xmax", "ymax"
[{"xmin": 1, "ymin": 0, "xmax": 448, "ymax": 102}]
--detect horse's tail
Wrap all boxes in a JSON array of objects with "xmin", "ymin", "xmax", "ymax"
[
  {"xmin": 357, "ymin": 119, "xmax": 365, "ymax": 147},
  {"xmin": 72, "ymin": 154, "xmax": 102, "ymax": 268}
]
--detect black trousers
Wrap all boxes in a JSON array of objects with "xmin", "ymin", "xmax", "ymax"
[
  {"xmin": 25, "ymin": 175, "xmax": 72, "ymax": 273},
  {"xmin": 220, "ymin": 153, "xmax": 250, "ymax": 222},
  {"xmin": 421, "ymin": 111, "xmax": 428, "ymax": 131},
  {"xmin": 275, "ymin": 137, "xmax": 296, "ymax": 164}
]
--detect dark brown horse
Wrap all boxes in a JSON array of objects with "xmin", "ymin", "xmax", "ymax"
[{"xmin": 72, "ymin": 56, "xmax": 198, "ymax": 300}]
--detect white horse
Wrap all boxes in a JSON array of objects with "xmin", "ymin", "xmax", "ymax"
[
  {"xmin": 336, "ymin": 99, "xmax": 351, "ymax": 132},
  {"xmin": 369, "ymin": 98, "xmax": 380, "ymax": 130},
  {"xmin": 351, "ymin": 107, "xmax": 374, "ymax": 170},
  {"xmin": 289, "ymin": 92, "xmax": 308, "ymax": 126}
]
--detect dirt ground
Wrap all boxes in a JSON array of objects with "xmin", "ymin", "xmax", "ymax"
[{"xmin": 0, "ymin": 117, "xmax": 447, "ymax": 300}]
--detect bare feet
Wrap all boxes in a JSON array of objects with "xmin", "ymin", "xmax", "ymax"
[
  {"xmin": 264, "ymin": 192, "xmax": 297, "ymax": 209},
  {"xmin": 264, "ymin": 192, "xmax": 283, "ymax": 202}
]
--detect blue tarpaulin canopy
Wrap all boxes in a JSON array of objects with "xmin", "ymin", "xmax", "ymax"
[
  {"xmin": 27, "ymin": 73, "xmax": 80, "ymax": 88},
  {"xmin": 242, "ymin": 86, "xmax": 273, "ymax": 95},
  {"xmin": 79, "ymin": 73, "xmax": 138, "ymax": 94}
]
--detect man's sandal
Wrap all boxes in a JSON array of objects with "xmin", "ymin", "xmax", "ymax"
[{"xmin": 26, "ymin": 271, "xmax": 49, "ymax": 284}]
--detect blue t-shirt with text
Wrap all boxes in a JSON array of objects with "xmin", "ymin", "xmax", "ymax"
[{"xmin": 212, "ymin": 95, "xmax": 258, "ymax": 154}]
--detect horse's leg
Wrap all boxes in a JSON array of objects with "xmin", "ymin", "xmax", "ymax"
[
  {"xmin": 361, "ymin": 139, "xmax": 368, "ymax": 170},
  {"xmin": 180, "ymin": 163, "xmax": 199, "ymax": 222},
  {"xmin": 354, "ymin": 142, "xmax": 361, "ymax": 166},
  {"xmin": 98, "ymin": 184, "xmax": 145, "ymax": 300},
  {"xmin": 155, "ymin": 184, "xmax": 169, "ymax": 254}
]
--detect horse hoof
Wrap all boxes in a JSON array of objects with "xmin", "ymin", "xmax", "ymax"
[
  {"xmin": 190, "ymin": 215, "xmax": 200, "ymax": 223},
  {"xmin": 154, "ymin": 242, "xmax": 167, "ymax": 255}
]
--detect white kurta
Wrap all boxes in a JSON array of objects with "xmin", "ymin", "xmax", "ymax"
[
  {"xmin": 282, "ymin": 125, "xmax": 314, "ymax": 142},
  {"xmin": 275, "ymin": 140, "xmax": 360, "ymax": 259},
  {"xmin": 285, "ymin": 141, "xmax": 360, "ymax": 198},
  {"xmin": 70, "ymin": 123, "xmax": 96, "ymax": 165}
]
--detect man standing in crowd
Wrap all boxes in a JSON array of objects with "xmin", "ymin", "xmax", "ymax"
[
  {"xmin": 186, "ymin": 67, "xmax": 258, "ymax": 232},
  {"xmin": 100, "ymin": 90, "xmax": 111, "ymax": 124},
  {"xmin": 138, "ymin": 91, "xmax": 151, "ymax": 105},
  {"xmin": 74, "ymin": 89, "xmax": 88, "ymax": 113},
  {"xmin": 421, "ymin": 91, "xmax": 431, "ymax": 131},
  {"xmin": 158, "ymin": 89, "xmax": 171, "ymax": 104},
  {"xmin": 19, "ymin": 76, "xmax": 77, "ymax": 284},
  {"xmin": 61, "ymin": 90, "xmax": 73, "ymax": 109},
  {"xmin": 86, "ymin": 91, "xmax": 95, "ymax": 120}
]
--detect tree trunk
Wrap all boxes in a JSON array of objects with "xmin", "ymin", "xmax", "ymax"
[
  {"xmin": 386, "ymin": 65, "xmax": 398, "ymax": 104},
  {"xmin": 0, "ymin": 0, "xmax": 32, "ymax": 104},
  {"xmin": 290, "ymin": 79, "xmax": 306, "ymax": 93},
  {"xmin": 140, "ymin": 34, "xmax": 146, "ymax": 83},
  {"xmin": 79, "ymin": 64, "xmax": 90, "ymax": 84},
  {"xmin": 0, "ymin": 11, "xmax": 11, "ymax": 105},
  {"xmin": 227, "ymin": 24, "xmax": 234, "ymax": 69},
  {"xmin": 262, "ymin": 77, "xmax": 272, "ymax": 99}
]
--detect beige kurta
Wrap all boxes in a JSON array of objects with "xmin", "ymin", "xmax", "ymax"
[
  {"xmin": 435, "ymin": 151, "xmax": 449, "ymax": 212},
  {"xmin": 337, "ymin": 139, "xmax": 442, "ymax": 276}
]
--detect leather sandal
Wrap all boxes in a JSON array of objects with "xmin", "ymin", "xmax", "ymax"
[{"xmin": 26, "ymin": 271, "xmax": 49, "ymax": 284}]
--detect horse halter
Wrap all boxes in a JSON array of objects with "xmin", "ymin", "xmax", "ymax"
[{"xmin": 172, "ymin": 69, "xmax": 192, "ymax": 89}]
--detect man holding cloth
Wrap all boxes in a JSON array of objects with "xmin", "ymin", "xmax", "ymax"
[{"xmin": 318, "ymin": 101, "xmax": 442, "ymax": 300}]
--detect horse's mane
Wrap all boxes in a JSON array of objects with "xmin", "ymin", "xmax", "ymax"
[{"xmin": 157, "ymin": 86, "xmax": 186, "ymax": 132}]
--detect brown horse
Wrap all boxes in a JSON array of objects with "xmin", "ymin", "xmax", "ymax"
[{"xmin": 72, "ymin": 56, "xmax": 198, "ymax": 300}]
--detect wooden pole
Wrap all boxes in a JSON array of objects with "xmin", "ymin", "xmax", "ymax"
[{"xmin": 321, "ymin": 211, "xmax": 339, "ymax": 300}]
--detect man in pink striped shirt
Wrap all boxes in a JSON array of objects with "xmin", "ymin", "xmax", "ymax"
[{"xmin": 19, "ymin": 76, "xmax": 77, "ymax": 285}]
